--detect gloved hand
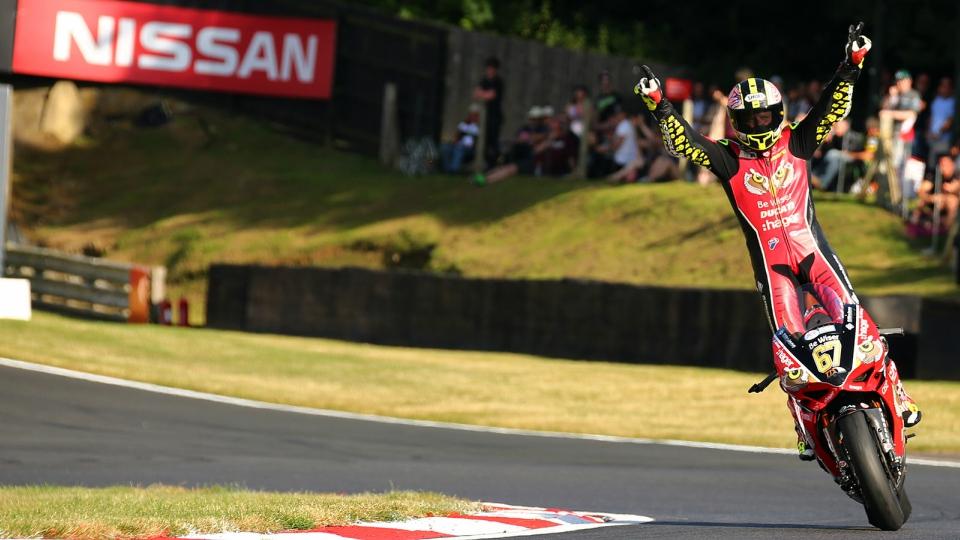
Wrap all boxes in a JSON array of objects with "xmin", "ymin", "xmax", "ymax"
[
  {"xmin": 634, "ymin": 65, "xmax": 663, "ymax": 111},
  {"xmin": 844, "ymin": 22, "xmax": 871, "ymax": 68}
]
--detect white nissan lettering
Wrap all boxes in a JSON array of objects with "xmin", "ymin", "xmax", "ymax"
[
  {"xmin": 139, "ymin": 21, "xmax": 192, "ymax": 71},
  {"xmin": 237, "ymin": 31, "xmax": 279, "ymax": 80},
  {"xmin": 53, "ymin": 11, "xmax": 115, "ymax": 65},
  {"xmin": 195, "ymin": 27, "xmax": 240, "ymax": 76},
  {"xmin": 52, "ymin": 11, "xmax": 320, "ymax": 83}
]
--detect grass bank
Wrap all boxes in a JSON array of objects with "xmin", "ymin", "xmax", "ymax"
[
  {"xmin": 13, "ymin": 103, "xmax": 957, "ymax": 323},
  {"xmin": 2, "ymin": 312, "xmax": 957, "ymax": 453},
  {"xmin": 0, "ymin": 485, "xmax": 473, "ymax": 539}
]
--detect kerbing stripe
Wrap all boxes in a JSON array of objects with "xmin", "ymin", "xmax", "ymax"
[{"xmin": 0, "ymin": 357, "xmax": 957, "ymax": 468}]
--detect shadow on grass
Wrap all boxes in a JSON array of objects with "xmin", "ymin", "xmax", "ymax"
[{"xmin": 13, "ymin": 108, "xmax": 591, "ymax": 234}]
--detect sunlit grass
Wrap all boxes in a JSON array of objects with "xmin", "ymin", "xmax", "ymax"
[
  {"xmin": 15, "ymin": 106, "xmax": 957, "ymax": 325},
  {"xmin": 1, "ymin": 312, "xmax": 956, "ymax": 453},
  {"xmin": 0, "ymin": 485, "xmax": 475, "ymax": 539}
]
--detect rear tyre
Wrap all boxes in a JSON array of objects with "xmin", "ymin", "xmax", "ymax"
[{"xmin": 837, "ymin": 412, "xmax": 906, "ymax": 531}]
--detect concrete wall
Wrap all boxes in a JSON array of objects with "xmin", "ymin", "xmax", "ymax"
[{"xmin": 207, "ymin": 265, "xmax": 958, "ymax": 379}]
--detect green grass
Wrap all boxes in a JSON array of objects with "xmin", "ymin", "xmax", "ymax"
[
  {"xmin": 0, "ymin": 485, "xmax": 475, "ymax": 539},
  {"xmin": 2, "ymin": 312, "xmax": 958, "ymax": 454},
  {"xmin": 12, "ymin": 102, "xmax": 958, "ymax": 324}
]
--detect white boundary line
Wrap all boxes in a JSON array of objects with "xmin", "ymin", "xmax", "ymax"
[{"xmin": 2, "ymin": 356, "xmax": 958, "ymax": 469}]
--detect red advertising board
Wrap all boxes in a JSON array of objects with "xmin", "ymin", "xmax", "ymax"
[
  {"xmin": 664, "ymin": 77, "xmax": 692, "ymax": 102},
  {"xmin": 11, "ymin": 0, "xmax": 337, "ymax": 99}
]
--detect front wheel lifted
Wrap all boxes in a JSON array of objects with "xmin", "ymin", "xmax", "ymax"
[{"xmin": 837, "ymin": 411, "xmax": 907, "ymax": 530}]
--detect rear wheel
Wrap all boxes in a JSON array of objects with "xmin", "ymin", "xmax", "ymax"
[{"xmin": 837, "ymin": 411, "xmax": 906, "ymax": 531}]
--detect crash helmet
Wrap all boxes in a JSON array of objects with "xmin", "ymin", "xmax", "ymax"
[{"xmin": 727, "ymin": 78, "xmax": 786, "ymax": 152}]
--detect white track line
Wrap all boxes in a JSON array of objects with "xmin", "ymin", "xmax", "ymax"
[{"xmin": 2, "ymin": 356, "xmax": 958, "ymax": 469}]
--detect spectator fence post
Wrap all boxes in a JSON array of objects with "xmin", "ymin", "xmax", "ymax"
[
  {"xmin": 574, "ymin": 98, "xmax": 593, "ymax": 179},
  {"xmin": 932, "ymin": 163, "xmax": 943, "ymax": 253},
  {"xmin": 838, "ymin": 131, "xmax": 849, "ymax": 194},
  {"xmin": 0, "ymin": 84, "xmax": 10, "ymax": 271},
  {"xmin": 873, "ymin": 114, "xmax": 902, "ymax": 209},
  {"xmin": 944, "ymin": 209, "xmax": 960, "ymax": 267},
  {"xmin": 472, "ymin": 105, "xmax": 487, "ymax": 172},
  {"xmin": 379, "ymin": 83, "xmax": 400, "ymax": 167}
]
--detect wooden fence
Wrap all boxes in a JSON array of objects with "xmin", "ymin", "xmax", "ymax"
[
  {"xmin": 3, "ymin": 243, "xmax": 164, "ymax": 322},
  {"xmin": 441, "ymin": 28, "xmax": 682, "ymax": 144}
]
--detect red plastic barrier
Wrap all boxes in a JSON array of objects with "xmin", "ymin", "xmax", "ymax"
[
  {"xmin": 128, "ymin": 267, "xmax": 150, "ymax": 323},
  {"xmin": 178, "ymin": 298, "xmax": 190, "ymax": 327}
]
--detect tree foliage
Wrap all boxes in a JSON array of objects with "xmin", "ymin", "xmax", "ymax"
[{"xmin": 355, "ymin": 0, "xmax": 957, "ymax": 86}]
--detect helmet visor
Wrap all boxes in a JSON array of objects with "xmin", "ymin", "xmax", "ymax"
[{"xmin": 731, "ymin": 107, "xmax": 784, "ymax": 135}]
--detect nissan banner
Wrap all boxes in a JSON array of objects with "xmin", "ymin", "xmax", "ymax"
[{"xmin": 10, "ymin": 0, "xmax": 337, "ymax": 99}]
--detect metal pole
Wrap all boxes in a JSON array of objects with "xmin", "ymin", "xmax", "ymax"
[
  {"xmin": 0, "ymin": 84, "xmax": 12, "ymax": 272},
  {"xmin": 932, "ymin": 162, "xmax": 943, "ymax": 252},
  {"xmin": 837, "ymin": 131, "xmax": 849, "ymax": 195}
]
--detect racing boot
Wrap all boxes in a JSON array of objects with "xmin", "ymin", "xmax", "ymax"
[
  {"xmin": 788, "ymin": 396, "xmax": 816, "ymax": 461},
  {"xmin": 894, "ymin": 377, "xmax": 922, "ymax": 428},
  {"xmin": 901, "ymin": 396, "xmax": 922, "ymax": 428},
  {"xmin": 797, "ymin": 435, "xmax": 816, "ymax": 461}
]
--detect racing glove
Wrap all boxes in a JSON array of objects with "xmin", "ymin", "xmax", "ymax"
[
  {"xmin": 844, "ymin": 21, "xmax": 872, "ymax": 68},
  {"xmin": 634, "ymin": 65, "xmax": 663, "ymax": 112}
]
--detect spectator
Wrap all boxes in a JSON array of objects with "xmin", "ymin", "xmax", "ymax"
[
  {"xmin": 473, "ymin": 56, "xmax": 504, "ymax": 169},
  {"xmin": 880, "ymin": 69, "xmax": 923, "ymax": 196},
  {"xmin": 811, "ymin": 119, "xmax": 852, "ymax": 190},
  {"xmin": 911, "ymin": 72, "xmax": 934, "ymax": 161},
  {"xmin": 537, "ymin": 113, "xmax": 580, "ymax": 177},
  {"xmin": 472, "ymin": 106, "xmax": 548, "ymax": 185},
  {"xmin": 695, "ymin": 87, "xmax": 732, "ymax": 185},
  {"xmin": 926, "ymin": 77, "xmax": 955, "ymax": 166},
  {"xmin": 787, "ymin": 82, "xmax": 811, "ymax": 121},
  {"xmin": 691, "ymin": 81, "xmax": 711, "ymax": 134},
  {"xmin": 587, "ymin": 108, "xmax": 635, "ymax": 179},
  {"xmin": 566, "ymin": 85, "xmax": 590, "ymax": 137},
  {"xmin": 847, "ymin": 118, "xmax": 882, "ymax": 196},
  {"xmin": 594, "ymin": 70, "xmax": 623, "ymax": 132},
  {"xmin": 608, "ymin": 114, "xmax": 680, "ymax": 183},
  {"xmin": 811, "ymin": 119, "xmax": 874, "ymax": 191},
  {"xmin": 440, "ymin": 105, "xmax": 480, "ymax": 173},
  {"xmin": 908, "ymin": 153, "xmax": 960, "ymax": 237},
  {"xmin": 806, "ymin": 80, "xmax": 823, "ymax": 105}
]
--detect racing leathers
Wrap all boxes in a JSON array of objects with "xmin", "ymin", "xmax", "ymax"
[
  {"xmin": 642, "ymin": 61, "xmax": 920, "ymax": 452},
  {"xmin": 645, "ymin": 63, "xmax": 860, "ymax": 335}
]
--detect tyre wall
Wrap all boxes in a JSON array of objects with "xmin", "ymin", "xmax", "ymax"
[{"xmin": 207, "ymin": 265, "xmax": 957, "ymax": 379}]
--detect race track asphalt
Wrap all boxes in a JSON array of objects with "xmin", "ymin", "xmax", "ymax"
[{"xmin": 1, "ymin": 363, "xmax": 958, "ymax": 539}]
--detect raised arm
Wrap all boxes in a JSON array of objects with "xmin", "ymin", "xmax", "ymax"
[
  {"xmin": 634, "ymin": 65, "xmax": 739, "ymax": 181},
  {"xmin": 790, "ymin": 22, "xmax": 872, "ymax": 159}
]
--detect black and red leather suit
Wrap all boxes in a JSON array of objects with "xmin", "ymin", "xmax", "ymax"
[{"xmin": 645, "ymin": 64, "xmax": 861, "ymax": 335}]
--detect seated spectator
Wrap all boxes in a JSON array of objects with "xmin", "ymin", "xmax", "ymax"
[
  {"xmin": 608, "ymin": 114, "xmax": 680, "ymax": 183},
  {"xmin": 907, "ymin": 153, "xmax": 960, "ymax": 237},
  {"xmin": 472, "ymin": 106, "xmax": 550, "ymax": 185},
  {"xmin": 812, "ymin": 119, "xmax": 867, "ymax": 191},
  {"xmin": 537, "ymin": 113, "xmax": 580, "ymax": 177},
  {"xmin": 588, "ymin": 108, "xmax": 636, "ymax": 179},
  {"xmin": 440, "ymin": 105, "xmax": 481, "ymax": 173}
]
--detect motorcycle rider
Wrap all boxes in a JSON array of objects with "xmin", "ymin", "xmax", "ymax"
[{"xmin": 634, "ymin": 23, "xmax": 921, "ymax": 460}]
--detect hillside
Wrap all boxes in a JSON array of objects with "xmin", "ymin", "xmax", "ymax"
[{"xmin": 11, "ymin": 98, "xmax": 958, "ymax": 322}]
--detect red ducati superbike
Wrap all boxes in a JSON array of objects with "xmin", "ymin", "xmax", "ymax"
[{"xmin": 750, "ymin": 283, "xmax": 914, "ymax": 530}]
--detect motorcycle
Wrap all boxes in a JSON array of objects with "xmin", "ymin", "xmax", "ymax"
[{"xmin": 749, "ymin": 283, "xmax": 914, "ymax": 531}]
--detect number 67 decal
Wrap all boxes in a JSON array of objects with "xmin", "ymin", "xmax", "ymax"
[{"xmin": 812, "ymin": 341, "xmax": 842, "ymax": 373}]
